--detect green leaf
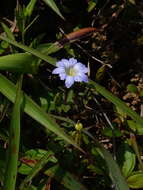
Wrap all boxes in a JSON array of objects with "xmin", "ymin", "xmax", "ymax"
[
  {"xmin": 18, "ymin": 149, "xmax": 87, "ymax": 190},
  {"xmin": 42, "ymin": 0, "xmax": 64, "ymax": 19},
  {"xmin": 61, "ymin": 104, "xmax": 70, "ymax": 112},
  {"xmin": 127, "ymin": 171, "xmax": 143, "ymax": 188},
  {"xmin": 66, "ymin": 90, "xmax": 74, "ymax": 103},
  {"xmin": 36, "ymin": 42, "xmax": 61, "ymax": 55},
  {"xmin": 102, "ymin": 126, "xmax": 122, "ymax": 137},
  {"xmin": 117, "ymin": 143, "xmax": 136, "ymax": 177},
  {"xmin": 87, "ymin": 0, "xmax": 97, "ymax": 12},
  {"xmin": 127, "ymin": 120, "xmax": 137, "ymax": 132},
  {"xmin": 97, "ymin": 146, "xmax": 129, "ymax": 190},
  {"xmin": 15, "ymin": 3, "xmax": 25, "ymax": 33},
  {"xmin": 115, "ymin": 106, "xmax": 127, "ymax": 122},
  {"xmin": 84, "ymin": 130, "xmax": 129, "ymax": 190},
  {"xmin": 0, "ymin": 53, "xmax": 38, "ymax": 73},
  {"xmin": 1, "ymin": 22, "xmax": 15, "ymax": 41},
  {"xmin": 127, "ymin": 120, "xmax": 143, "ymax": 134},
  {"xmin": 18, "ymin": 164, "xmax": 32, "ymax": 175},
  {"xmin": 0, "ymin": 35, "xmax": 57, "ymax": 66},
  {"xmin": 0, "ymin": 74, "xmax": 84, "ymax": 153},
  {"xmin": 19, "ymin": 150, "xmax": 57, "ymax": 190},
  {"xmin": 24, "ymin": 0, "xmax": 37, "ymax": 18},
  {"xmin": 95, "ymin": 65, "xmax": 106, "ymax": 81},
  {"xmin": 23, "ymin": 149, "xmax": 57, "ymax": 162},
  {"xmin": 1, "ymin": 41, "xmax": 9, "ymax": 49},
  {"xmin": 3, "ymin": 75, "xmax": 23, "ymax": 190},
  {"xmin": 90, "ymin": 80, "xmax": 143, "ymax": 127},
  {"xmin": 127, "ymin": 84, "xmax": 138, "ymax": 93}
]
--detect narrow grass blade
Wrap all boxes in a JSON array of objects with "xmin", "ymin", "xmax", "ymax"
[
  {"xmin": 0, "ymin": 35, "xmax": 57, "ymax": 66},
  {"xmin": 84, "ymin": 130, "xmax": 129, "ymax": 190},
  {"xmin": 36, "ymin": 42, "xmax": 61, "ymax": 55},
  {"xmin": 1, "ymin": 22, "xmax": 15, "ymax": 41},
  {"xmin": 24, "ymin": 0, "xmax": 37, "ymax": 18},
  {"xmin": 3, "ymin": 75, "xmax": 23, "ymax": 190},
  {"xmin": 0, "ymin": 53, "xmax": 38, "ymax": 73},
  {"xmin": 90, "ymin": 80, "xmax": 143, "ymax": 126},
  {"xmin": 44, "ymin": 164, "xmax": 88, "ymax": 190},
  {"xmin": 98, "ymin": 144, "xmax": 129, "ymax": 190},
  {"xmin": 0, "ymin": 28, "xmax": 96, "ymax": 65},
  {"xmin": 42, "ymin": 0, "xmax": 64, "ymax": 20},
  {"xmin": 0, "ymin": 74, "xmax": 84, "ymax": 153}
]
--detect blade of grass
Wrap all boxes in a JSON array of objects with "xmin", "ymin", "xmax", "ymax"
[
  {"xmin": 3, "ymin": 75, "xmax": 23, "ymax": 190},
  {"xmin": 24, "ymin": 0, "xmax": 37, "ymax": 18},
  {"xmin": 0, "ymin": 35, "xmax": 57, "ymax": 66},
  {"xmin": 36, "ymin": 42, "xmax": 62, "ymax": 55},
  {"xmin": 0, "ymin": 28, "xmax": 97, "ymax": 65},
  {"xmin": 42, "ymin": 0, "xmax": 64, "ymax": 20},
  {"xmin": 0, "ymin": 53, "xmax": 38, "ymax": 73},
  {"xmin": 1, "ymin": 22, "xmax": 15, "ymax": 41},
  {"xmin": 89, "ymin": 80, "xmax": 143, "ymax": 126},
  {"xmin": 1, "ymin": 22, "xmax": 17, "ymax": 53},
  {"xmin": 0, "ymin": 74, "xmax": 84, "ymax": 153},
  {"xmin": 83, "ymin": 129, "xmax": 129, "ymax": 190}
]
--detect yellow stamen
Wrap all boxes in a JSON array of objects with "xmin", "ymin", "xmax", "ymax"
[{"xmin": 66, "ymin": 67, "xmax": 76, "ymax": 76}]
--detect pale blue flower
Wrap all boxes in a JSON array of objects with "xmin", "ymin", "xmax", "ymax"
[{"xmin": 52, "ymin": 58, "xmax": 88, "ymax": 88}]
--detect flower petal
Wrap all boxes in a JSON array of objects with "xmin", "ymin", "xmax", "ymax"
[
  {"xmin": 73, "ymin": 63, "xmax": 88, "ymax": 73},
  {"xmin": 59, "ymin": 73, "xmax": 66, "ymax": 80},
  {"xmin": 56, "ymin": 61, "xmax": 65, "ymax": 67},
  {"xmin": 74, "ymin": 75, "xmax": 83, "ymax": 82},
  {"xmin": 52, "ymin": 67, "xmax": 65, "ymax": 74},
  {"xmin": 80, "ymin": 73, "xmax": 88, "ymax": 82},
  {"xmin": 69, "ymin": 58, "xmax": 77, "ymax": 66},
  {"xmin": 62, "ymin": 59, "xmax": 73, "ymax": 68},
  {"xmin": 65, "ymin": 76, "xmax": 74, "ymax": 88}
]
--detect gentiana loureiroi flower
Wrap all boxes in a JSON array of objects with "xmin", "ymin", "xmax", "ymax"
[{"xmin": 52, "ymin": 58, "xmax": 88, "ymax": 88}]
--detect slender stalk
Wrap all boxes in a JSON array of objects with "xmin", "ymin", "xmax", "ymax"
[
  {"xmin": 130, "ymin": 133, "xmax": 143, "ymax": 172},
  {"xmin": 3, "ymin": 75, "xmax": 23, "ymax": 190}
]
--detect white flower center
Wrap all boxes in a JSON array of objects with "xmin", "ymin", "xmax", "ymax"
[{"xmin": 66, "ymin": 67, "xmax": 77, "ymax": 76}]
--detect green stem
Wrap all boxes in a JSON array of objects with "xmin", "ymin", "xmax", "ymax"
[
  {"xmin": 3, "ymin": 75, "xmax": 23, "ymax": 190},
  {"xmin": 130, "ymin": 133, "xmax": 143, "ymax": 172}
]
